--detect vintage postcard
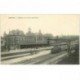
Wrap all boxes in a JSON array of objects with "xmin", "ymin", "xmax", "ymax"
[{"xmin": 0, "ymin": 14, "xmax": 79, "ymax": 64}]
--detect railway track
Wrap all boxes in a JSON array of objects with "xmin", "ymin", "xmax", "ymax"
[
  {"xmin": 1, "ymin": 50, "xmax": 51, "ymax": 64},
  {"xmin": 1, "ymin": 49, "xmax": 68, "ymax": 64},
  {"xmin": 36, "ymin": 52, "xmax": 67, "ymax": 64},
  {"xmin": 31, "ymin": 51, "xmax": 67, "ymax": 64},
  {"xmin": 15, "ymin": 51, "xmax": 67, "ymax": 64}
]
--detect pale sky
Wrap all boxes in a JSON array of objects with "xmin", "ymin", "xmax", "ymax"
[{"xmin": 0, "ymin": 14, "xmax": 79, "ymax": 36}]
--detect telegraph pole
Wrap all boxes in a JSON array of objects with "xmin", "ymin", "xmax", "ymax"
[{"xmin": 67, "ymin": 40, "xmax": 71, "ymax": 55}]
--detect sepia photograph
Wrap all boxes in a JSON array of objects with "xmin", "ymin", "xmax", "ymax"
[{"xmin": 0, "ymin": 14, "xmax": 79, "ymax": 64}]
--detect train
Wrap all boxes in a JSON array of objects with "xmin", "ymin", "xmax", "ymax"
[
  {"xmin": 51, "ymin": 43, "xmax": 78, "ymax": 54},
  {"xmin": 51, "ymin": 45, "xmax": 67, "ymax": 54}
]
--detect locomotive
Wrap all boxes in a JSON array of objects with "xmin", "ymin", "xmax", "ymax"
[
  {"xmin": 51, "ymin": 43, "xmax": 78, "ymax": 54},
  {"xmin": 51, "ymin": 44, "xmax": 68, "ymax": 54}
]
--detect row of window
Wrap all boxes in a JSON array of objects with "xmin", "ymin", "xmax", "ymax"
[{"xmin": 5, "ymin": 35, "xmax": 47, "ymax": 45}]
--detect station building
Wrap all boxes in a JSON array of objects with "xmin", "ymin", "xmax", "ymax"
[{"xmin": 2, "ymin": 28, "xmax": 53, "ymax": 50}]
